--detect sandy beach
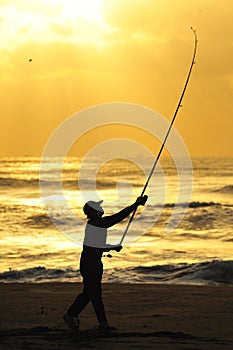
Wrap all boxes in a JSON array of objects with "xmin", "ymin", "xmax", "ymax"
[{"xmin": 0, "ymin": 282, "xmax": 232, "ymax": 349}]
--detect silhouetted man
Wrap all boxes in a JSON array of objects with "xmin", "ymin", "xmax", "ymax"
[{"xmin": 63, "ymin": 195, "xmax": 147, "ymax": 331}]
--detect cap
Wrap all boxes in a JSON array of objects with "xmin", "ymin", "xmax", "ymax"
[{"xmin": 83, "ymin": 200, "xmax": 103, "ymax": 215}]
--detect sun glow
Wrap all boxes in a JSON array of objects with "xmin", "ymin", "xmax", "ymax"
[
  {"xmin": 46, "ymin": 0, "xmax": 105, "ymax": 24},
  {"xmin": 65, "ymin": 0, "xmax": 104, "ymax": 23},
  {"xmin": 0, "ymin": 0, "xmax": 108, "ymax": 51}
]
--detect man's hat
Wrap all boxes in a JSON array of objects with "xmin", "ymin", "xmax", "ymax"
[{"xmin": 83, "ymin": 200, "xmax": 103, "ymax": 215}]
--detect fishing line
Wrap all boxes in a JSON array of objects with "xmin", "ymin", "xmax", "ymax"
[{"xmin": 120, "ymin": 27, "xmax": 198, "ymax": 245}]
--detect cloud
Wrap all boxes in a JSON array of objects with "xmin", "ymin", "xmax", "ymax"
[{"xmin": 0, "ymin": 0, "xmax": 232, "ymax": 156}]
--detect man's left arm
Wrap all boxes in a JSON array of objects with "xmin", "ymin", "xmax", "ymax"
[{"xmin": 101, "ymin": 196, "xmax": 148, "ymax": 228}]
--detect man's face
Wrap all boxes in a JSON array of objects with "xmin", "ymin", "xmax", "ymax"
[{"xmin": 96, "ymin": 204, "xmax": 104, "ymax": 216}]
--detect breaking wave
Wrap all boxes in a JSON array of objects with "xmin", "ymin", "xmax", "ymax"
[
  {"xmin": 212, "ymin": 185, "xmax": 233, "ymax": 194},
  {"xmin": 24, "ymin": 214, "xmax": 54, "ymax": 228},
  {"xmin": 163, "ymin": 201, "xmax": 222, "ymax": 208},
  {"xmin": 0, "ymin": 266, "xmax": 79, "ymax": 283},
  {"xmin": 0, "ymin": 260, "xmax": 232, "ymax": 285},
  {"xmin": 132, "ymin": 260, "xmax": 233, "ymax": 285},
  {"xmin": 0, "ymin": 177, "xmax": 38, "ymax": 187}
]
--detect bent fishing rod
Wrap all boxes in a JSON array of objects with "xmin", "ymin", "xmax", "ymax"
[{"xmin": 120, "ymin": 27, "xmax": 198, "ymax": 245}]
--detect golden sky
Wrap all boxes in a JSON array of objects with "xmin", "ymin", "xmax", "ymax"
[{"xmin": 0, "ymin": 0, "xmax": 232, "ymax": 157}]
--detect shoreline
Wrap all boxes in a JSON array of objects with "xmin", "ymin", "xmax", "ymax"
[{"xmin": 1, "ymin": 282, "xmax": 233, "ymax": 349}]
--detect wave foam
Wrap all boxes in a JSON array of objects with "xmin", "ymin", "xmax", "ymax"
[
  {"xmin": 163, "ymin": 201, "xmax": 221, "ymax": 209},
  {"xmin": 1, "ymin": 260, "xmax": 232, "ymax": 285},
  {"xmin": 133, "ymin": 260, "xmax": 233, "ymax": 285}
]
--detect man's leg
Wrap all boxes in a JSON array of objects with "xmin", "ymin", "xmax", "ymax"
[
  {"xmin": 67, "ymin": 291, "xmax": 90, "ymax": 316},
  {"xmin": 91, "ymin": 288, "xmax": 107, "ymax": 323},
  {"xmin": 83, "ymin": 266, "xmax": 108, "ymax": 324}
]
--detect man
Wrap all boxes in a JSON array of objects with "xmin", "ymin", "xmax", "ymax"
[{"xmin": 63, "ymin": 195, "xmax": 148, "ymax": 331}]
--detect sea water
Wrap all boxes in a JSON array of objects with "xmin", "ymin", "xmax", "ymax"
[{"xmin": 0, "ymin": 157, "xmax": 232, "ymax": 285}]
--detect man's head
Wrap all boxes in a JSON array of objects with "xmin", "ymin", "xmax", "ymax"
[{"xmin": 83, "ymin": 200, "xmax": 104, "ymax": 219}]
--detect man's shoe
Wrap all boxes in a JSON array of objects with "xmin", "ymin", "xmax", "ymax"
[
  {"xmin": 98, "ymin": 321, "xmax": 116, "ymax": 331},
  {"xmin": 63, "ymin": 311, "xmax": 79, "ymax": 331}
]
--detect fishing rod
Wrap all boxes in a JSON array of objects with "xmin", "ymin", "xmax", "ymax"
[{"xmin": 120, "ymin": 27, "xmax": 198, "ymax": 245}]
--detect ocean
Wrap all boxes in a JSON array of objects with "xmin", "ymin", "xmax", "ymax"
[{"xmin": 0, "ymin": 157, "xmax": 232, "ymax": 285}]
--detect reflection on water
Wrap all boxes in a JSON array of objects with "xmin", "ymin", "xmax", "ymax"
[{"xmin": 0, "ymin": 157, "xmax": 233, "ymax": 284}]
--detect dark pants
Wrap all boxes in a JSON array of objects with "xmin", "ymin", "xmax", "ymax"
[{"xmin": 68, "ymin": 253, "xmax": 107, "ymax": 323}]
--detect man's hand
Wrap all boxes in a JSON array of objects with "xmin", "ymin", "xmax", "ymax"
[
  {"xmin": 136, "ymin": 195, "xmax": 148, "ymax": 206},
  {"xmin": 105, "ymin": 244, "xmax": 123, "ymax": 252}
]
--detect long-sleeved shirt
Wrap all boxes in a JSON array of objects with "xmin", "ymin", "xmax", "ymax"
[{"xmin": 83, "ymin": 202, "xmax": 137, "ymax": 250}]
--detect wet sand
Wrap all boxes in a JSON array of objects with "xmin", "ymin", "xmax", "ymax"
[{"xmin": 0, "ymin": 283, "xmax": 233, "ymax": 349}]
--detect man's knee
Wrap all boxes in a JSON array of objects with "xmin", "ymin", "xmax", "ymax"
[{"xmin": 83, "ymin": 282, "xmax": 102, "ymax": 299}]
